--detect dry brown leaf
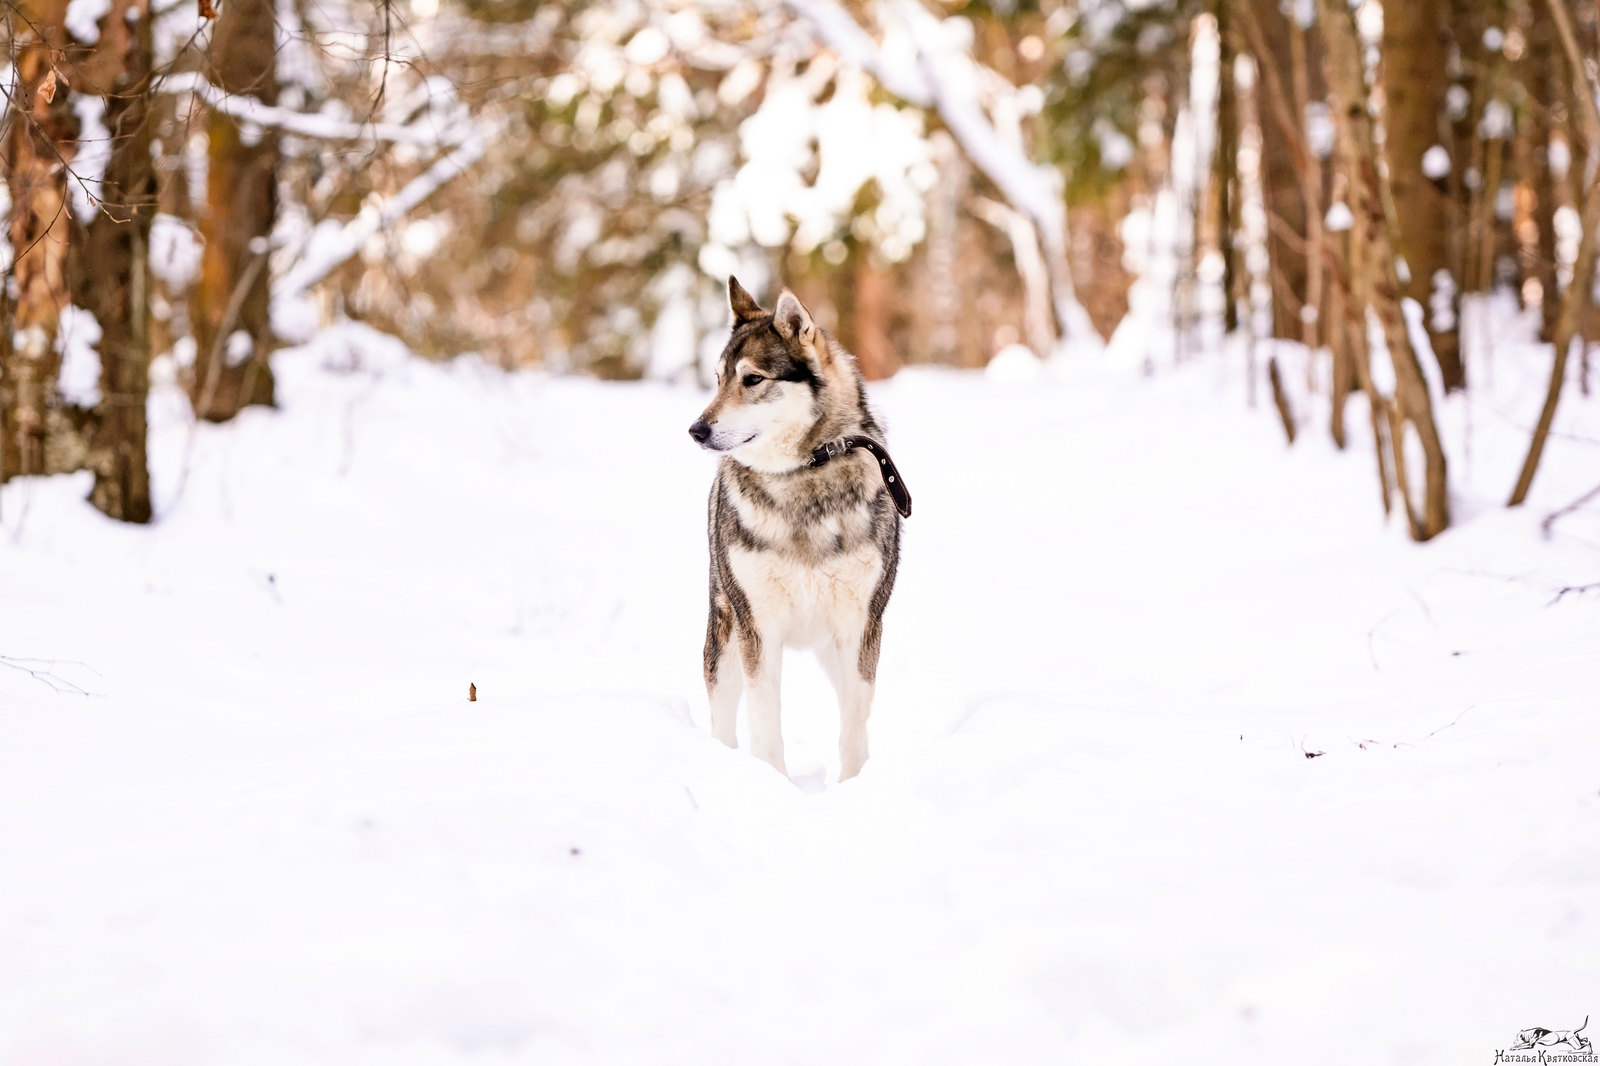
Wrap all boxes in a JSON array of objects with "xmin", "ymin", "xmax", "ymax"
[{"xmin": 468, "ymin": 682, "xmax": 477, "ymax": 702}]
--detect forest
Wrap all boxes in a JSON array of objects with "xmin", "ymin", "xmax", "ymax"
[
  {"xmin": 2, "ymin": 0, "xmax": 1597, "ymax": 1062},
  {"xmin": 3, "ymin": 0, "xmax": 1598, "ymax": 535}
]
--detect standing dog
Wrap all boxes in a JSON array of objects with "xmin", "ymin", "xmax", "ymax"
[{"xmin": 688, "ymin": 278, "xmax": 903, "ymax": 781}]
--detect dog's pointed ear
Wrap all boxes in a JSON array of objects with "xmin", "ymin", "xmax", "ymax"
[
  {"xmin": 728, "ymin": 276, "xmax": 763, "ymax": 324},
  {"xmin": 773, "ymin": 289, "xmax": 817, "ymax": 347}
]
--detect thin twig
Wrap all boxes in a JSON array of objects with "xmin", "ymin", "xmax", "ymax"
[
  {"xmin": 0, "ymin": 655, "xmax": 99, "ymax": 697},
  {"xmin": 1543, "ymin": 479, "xmax": 1600, "ymax": 536},
  {"xmin": 1547, "ymin": 581, "xmax": 1600, "ymax": 605}
]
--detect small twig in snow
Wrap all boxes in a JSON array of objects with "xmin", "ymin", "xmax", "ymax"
[
  {"xmin": 1366, "ymin": 609, "xmax": 1399, "ymax": 671},
  {"xmin": 1547, "ymin": 582, "xmax": 1600, "ymax": 606},
  {"xmin": 1543, "ymin": 479, "xmax": 1600, "ymax": 538},
  {"xmin": 0, "ymin": 656, "xmax": 100, "ymax": 697},
  {"xmin": 1421, "ymin": 706, "xmax": 1472, "ymax": 742}
]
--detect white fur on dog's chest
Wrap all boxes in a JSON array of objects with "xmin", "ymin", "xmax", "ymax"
[{"xmin": 728, "ymin": 543, "xmax": 882, "ymax": 649}]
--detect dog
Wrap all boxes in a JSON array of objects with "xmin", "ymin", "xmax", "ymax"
[
  {"xmin": 1510, "ymin": 1016, "xmax": 1591, "ymax": 1052},
  {"xmin": 688, "ymin": 277, "xmax": 903, "ymax": 781}
]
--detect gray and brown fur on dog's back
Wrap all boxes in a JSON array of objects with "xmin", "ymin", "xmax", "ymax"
[{"xmin": 688, "ymin": 277, "xmax": 901, "ymax": 780}]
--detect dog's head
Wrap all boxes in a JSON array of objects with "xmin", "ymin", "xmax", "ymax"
[
  {"xmin": 688, "ymin": 277, "xmax": 835, "ymax": 472},
  {"xmin": 1510, "ymin": 1030, "xmax": 1549, "ymax": 1050}
]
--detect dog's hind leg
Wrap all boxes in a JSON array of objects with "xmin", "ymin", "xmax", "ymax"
[{"xmin": 704, "ymin": 591, "xmax": 741, "ymax": 749}]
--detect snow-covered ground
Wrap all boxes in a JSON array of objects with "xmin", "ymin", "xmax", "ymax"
[{"xmin": 2, "ymin": 320, "xmax": 1597, "ymax": 1064}]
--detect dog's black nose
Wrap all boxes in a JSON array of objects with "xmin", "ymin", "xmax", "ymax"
[{"xmin": 688, "ymin": 420, "xmax": 712, "ymax": 444}]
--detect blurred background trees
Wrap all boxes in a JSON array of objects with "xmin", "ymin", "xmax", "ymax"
[{"xmin": 2, "ymin": 0, "xmax": 1597, "ymax": 536}]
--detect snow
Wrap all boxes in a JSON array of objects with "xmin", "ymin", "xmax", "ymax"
[
  {"xmin": 1093, "ymin": 117, "xmax": 1135, "ymax": 170},
  {"xmin": 624, "ymin": 25, "xmax": 671, "ymax": 66},
  {"xmin": 710, "ymin": 58, "xmax": 934, "ymax": 262},
  {"xmin": 1366, "ymin": 306, "xmax": 1397, "ymax": 394},
  {"xmin": 1496, "ymin": 181, "xmax": 1517, "ymax": 221},
  {"xmin": 150, "ymin": 213, "xmax": 203, "ymax": 288},
  {"xmin": 1551, "ymin": 136, "xmax": 1572, "ymax": 180},
  {"xmin": 1325, "ymin": 200, "xmax": 1353, "ymax": 232},
  {"xmin": 1430, "ymin": 268, "xmax": 1458, "ymax": 333},
  {"xmin": 54, "ymin": 305, "xmax": 104, "ymax": 407},
  {"xmin": 711, "ymin": 55, "xmax": 931, "ymax": 261},
  {"xmin": 1422, "ymin": 143, "xmax": 1451, "ymax": 179},
  {"xmin": 2, "ymin": 322, "xmax": 1598, "ymax": 1063},
  {"xmin": 1482, "ymin": 99, "xmax": 1513, "ymax": 141},
  {"xmin": 224, "ymin": 329, "xmax": 254, "ymax": 368},
  {"xmin": 1305, "ymin": 100, "xmax": 1334, "ymax": 158},
  {"xmin": 1401, "ymin": 295, "xmax": 1446, "ymax": 403},
  {"xmin": 984, "ymin": 342, "xmax": 1044, "ymax": 380},
  {"xmin": 68, "ymin": 95, "xmax": 110, "ymax": 221},
  {"xmin": 64, "ymin": 0, "xmax": 111, "ymax": 43}
]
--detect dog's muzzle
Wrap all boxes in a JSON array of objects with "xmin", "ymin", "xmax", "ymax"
[{"xmin": 688, "ymin": 420, "xmax": 712, "ymax": 445}]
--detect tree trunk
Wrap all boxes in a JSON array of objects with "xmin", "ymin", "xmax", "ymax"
[
  {"xmin": 1069, "ymin": 196, "xmax": 1133, "ymax": 341},
  {"xmin": 1509, "ymin": 0, "xmax": 1600, "ymax": 504},
  {"xmin": 1215, "ymin": 0, "xmax": 1241, "ymax": 335},
  {"xmin": 1251, "ymin": 4, "xmax": 1308, "ymax": 344},
  {"xmin": 71, "ymin": 0, "xmax": 155, "ymax": 522},
  {"xmin": 191, "ymin": 0, "xmax": 279, "ymax": 421},
  {"xmin": 1384, "ymin": 0, "xmax": 1465, "ymax": 389},
  {"xmin": 2, "ymin": 0, "xmax": 155, "ymax": 522},
  {"xmin": 1510, "ymin": 181, "xmax": 1600, "ymax": 504},
  {"xmin": 1320, "ymin": 0, "xmax": 1451, "ymax": 539},
  {"xmin": 1288, "ymin": 4, "xmax": 1323, "ymax": 355},
  {"xmin": 1526, "ymin": 11, "xmax": 1565, "ymax": 344},
  {"xmin": 848, "ymin": 255, "xmax": 901, "ymax": 380},
  {"xmin": 2, "ymin": 0, "xmax": 85, "ymax": 483},
  {"xmin": 1327, "ymin": 216, "xmax": 1358, "ymax": 449}
]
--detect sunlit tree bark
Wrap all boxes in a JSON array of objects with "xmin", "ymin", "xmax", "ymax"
[
  {"xmin": 2, "ymin": 0, "xmax": 82, "ymax": 483},
  {"xmin": 1384, "ymin": 0, "xmax": 1464, "ymax": 390},
  {"xmin": 1, "ymin": 0, "xmax": 155, "ymax": 521},
  {"xmin": 72, "ymin": 0, "xmax": 155, "ymax": 521},
  {"xmin": 1320, "ymin": 0, "xmax": 1451, "ymax": 538},
  {"xmin": 190, "ymin": 0, "xmax": 279, "ymax": 421}
]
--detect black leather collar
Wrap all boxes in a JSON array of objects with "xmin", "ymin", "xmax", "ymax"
[{"xmin": 807, "ymin": 435, "xmax": 912, "ymax": 518}]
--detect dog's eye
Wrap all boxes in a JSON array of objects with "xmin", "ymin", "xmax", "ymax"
[{"xmin": 742, "ymin": 373, "xmax": 763, "ymax": 388}]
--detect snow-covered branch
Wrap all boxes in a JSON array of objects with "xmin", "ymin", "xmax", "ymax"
[
  {"xmin": 158, "ymin": 71, "xmax": 471, "ymax": 147},
  {"xmin": 783, "ymin": 0, "xmax": 1099, "ymax": 350},
  {"xmin": 782, "ymin": 0, "xmax": 932, "ymax": 106},
  {"xmin": 274, "ymin": 124, "xmax": 493, "ymax": 300}
]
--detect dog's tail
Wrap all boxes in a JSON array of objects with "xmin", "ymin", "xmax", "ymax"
[{"xmin": 1578, "ymin": 1016, "xmax": 1589, "ymax": 1034}]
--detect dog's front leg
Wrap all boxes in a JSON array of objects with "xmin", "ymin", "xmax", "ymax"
[
  {"xmin": 704, "ymin": 594, "xmax": 742, "ymax": 749},
  {"xmin": 706, "ymin": 641, "xmax": 742, "ymax": 749},
  {"xmin": 838, "ymin": 672, "xmax": 874, "ymax": 781},
  {"xmin": 821, "ymin": 632, "xmax": 874, "ymax": 781},
  {"xmin": 741, "ymin": 627, "xmax": 788, "ymax": 777}
]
